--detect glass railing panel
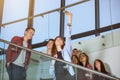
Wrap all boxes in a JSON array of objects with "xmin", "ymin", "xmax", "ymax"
[
  {"xmin": 0, "ymin": 41, "xmax": 8, "ymax": 80},
  {"xmin": 113, "ymin": 29, "xmax": 120, "ymax": 46},
  {"xmin": 0, "ymin": 38, "xmax": 120, "ymax": 80},
  {"xmin": 72, "ymin": 30, "xmax": 120, "ymax": 53},
  {"xmin": 36, "ymin": 55, "xmax": 54, "ymax": 80},
  {"xmin": 27, "ymin": 53, "xmax": 53, "ymax": 80},
  {"xmin": 72, "ymin": 30, "xmax": 120, "ymax": 78},
  {"xmin": 75, "ymin": 66, "xmax": 118, "ymax": 80},
  {"xmin": 29, "ymin": 52, "xmax": 119, "ymax": 80}
]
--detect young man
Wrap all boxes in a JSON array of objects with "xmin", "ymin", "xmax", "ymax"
[{"xmin": 6, "ymin": 27, "xmax": 35, "ymax": 80}]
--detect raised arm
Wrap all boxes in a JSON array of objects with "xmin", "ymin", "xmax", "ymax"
[
  {"xmin": 63, "ymin": 11, "xmax": 75, "ymax": 76},
  {"xmin": 64, "ymin": 11, "xmax": 72, "ymax": 26},
  {"xmin": 64, "ymin": 11, "xmax": 72, "ymax": 56}
]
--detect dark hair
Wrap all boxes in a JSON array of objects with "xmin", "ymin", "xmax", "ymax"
[
  {"xmin": 79, "ymin": 52, "xmax": 90, "ymax": 67},
  {"xmin": 46, "ymin": 39, "xmax": 54, "ymax": 56},
  {"xmin": 48, "ymin": 39, "xmax": 54, "ymax": 42},
  {"xmin": 73, "ymin": 48, "xmax": 78, "ymax": 51},
  {"xmin": 94, "ymin": 59, "xmax": 108, "ymax": 74},
  {"xmin": 25, "ymin": 27, "xmax": 35, "ymax": 32}
]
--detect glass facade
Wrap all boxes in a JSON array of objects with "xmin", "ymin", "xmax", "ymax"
[{"xmin": 1, "ymin": 0, "xmax": 120, "ymax": 46}]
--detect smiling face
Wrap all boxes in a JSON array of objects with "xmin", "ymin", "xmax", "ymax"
[
  {"xmin": 24, "ymin": 28, "xmax": 35, "ymax": 41},
  {"xmin": 47, "ymin": 40, "xmax": 54, "ymax": 49},
  {"xmin": 80, "ymin": 53, "xmax": 87, "ymax": 63},
  {"xmin": 79, "ymin": 53, "xmax": 90, "ymax": 67},
  {"xmin": 72, "ymin": 55, "xmax": 79, "ymax": 64},
  {"xmin": 94, "ymin": 60, "xmax": 101, "ymax": 72},
  {"xmin": 25, "ymin": 29, "xmax": 34, "ymax": 39},
  {"xmin": 94, "ymin": 59, "xmax": 108, "ymax": 74}
]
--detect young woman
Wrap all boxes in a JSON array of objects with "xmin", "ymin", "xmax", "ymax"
[
  {"xmin": 78, "ymin": 52, "xmax": 93, "ymax": 80},
  {"xmin": 79, "ymin": 53, "xmax": 92, "ymax": 69},
  {"xmin": 50, "ymin": 11, "xmax": 75, "ymax": 80},
  {"xmin": 46, "ymin": 39, "xmax": 54, "ymax": 56},
  {"xmin": 71, "ymin": 55, "xmax": 80, "ymax": 65},
  {"xmin": 71, "ymin": 54, "xmax": 82, "ymax": 80},
  {"xmin": 93, "ymin": 59, "xmax": 110, "ymax": 80},
  {"xmin": 38, "ymin": 39, "xmax": 54, "ymax": 80}
]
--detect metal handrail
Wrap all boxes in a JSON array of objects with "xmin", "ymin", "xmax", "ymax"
[
  {"xmin": 0, "ymin": 38, "xmax": 119, "ymax": 80},
  {"xmin": 0, "ymin": 0, "xmax": 89, "ymax": 27}
]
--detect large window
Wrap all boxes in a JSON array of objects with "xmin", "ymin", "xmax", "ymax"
[
  {"xmin": 99, "ymin": 0, "xmax": 120, "ymax": 35},
  {"xmin": 1, "ymin": 0, "xmax": 29, "ymax": 41},
  {"xmin": 0, "ymin": 0, "xmax": 120, "ymax": 49},
  {"xmin": 100, "ymin": 0, "xmax": 120, "ymax": 27},
  {"xmin": 66, "ymin": 0, "xmax": 95, "ymax": 34},
  {"xmin": 32, "ymin": 0, "xmax": 60, "ymax": 45},
  {"xmin": 65, "ymin": 0, "xmax": 95, "ymax": 43}
]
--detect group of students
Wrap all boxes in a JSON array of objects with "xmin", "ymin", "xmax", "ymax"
[
  {"xmin": 6, "ymin": 11, "xmax": 113, "ymax": 80},
  {"xmin": 6, "ymin": 11, "xmax": 74, "ymax": 80},
  {"xmin": 44, "ymin": 11, "xmax": 113, "ymax": 80},
  {"xmin": 71, "ymin": 48, "xmax": 111, "ymax": 80},
  {"xmin": 46, "ymin": 39, "xmax": 111, "ymax": 80}
]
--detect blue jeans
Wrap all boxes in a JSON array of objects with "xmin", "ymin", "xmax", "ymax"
[{"xmin": 6, "ymin": 63, "xmax": 26, "ymax": 80}]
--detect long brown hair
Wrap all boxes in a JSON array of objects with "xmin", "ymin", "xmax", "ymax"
[
  {"xmin": 51, "ymin": 36, "xmax": 65, "ymax": 57},
  {"xmin": 94, "ymin": 59, "xmax": 108, "ymax": 74},
  {"xmin": 79, "ymin": 52, "xmax": 90, "ymax": 67}
]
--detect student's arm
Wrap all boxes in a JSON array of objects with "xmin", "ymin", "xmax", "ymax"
[{"xmin": 64, "ymin": 11, "xmax": 72, "ymax": 56}]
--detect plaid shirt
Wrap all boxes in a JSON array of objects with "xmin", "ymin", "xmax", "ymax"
[{"xmin": 6, "ymin": 36, "xmax": 32, "ymax": 68}]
